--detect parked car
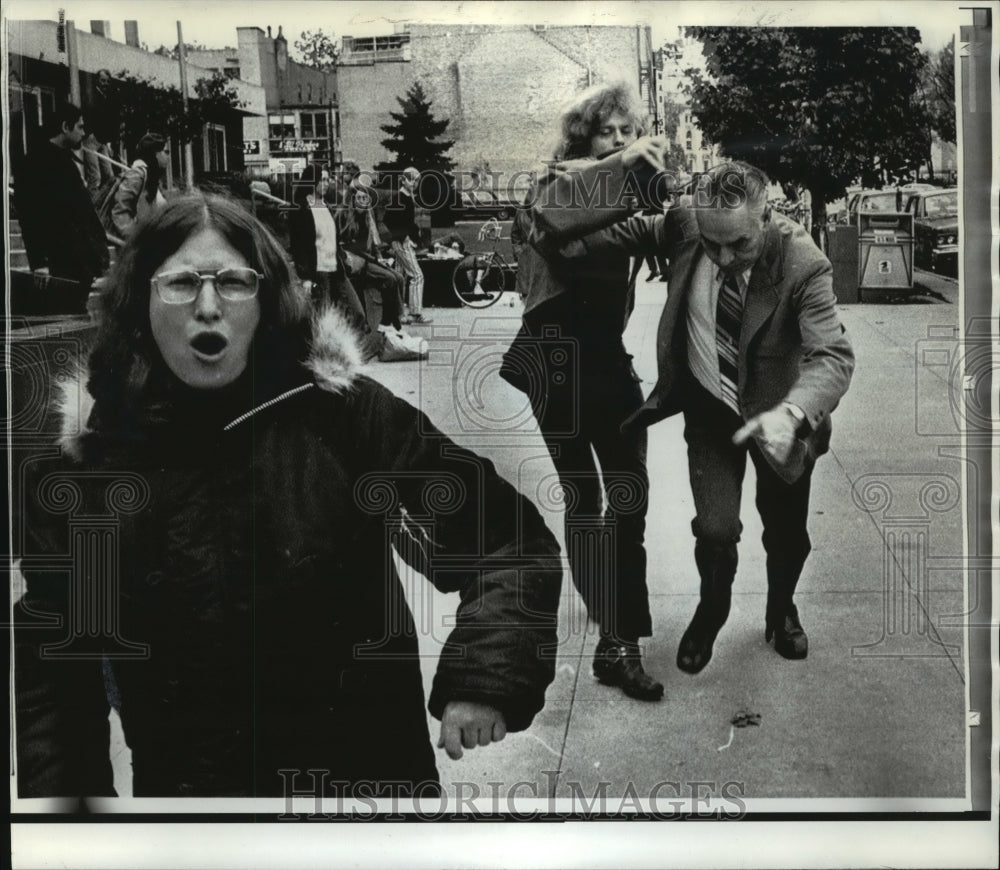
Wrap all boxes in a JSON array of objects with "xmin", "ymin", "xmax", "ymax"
[
  {"xmin": 454, "ymin": 189, "xmax": 519, "ymax": 221},
  {"xmin": 905, "ymin": 188, "xmax": 958, "ymax": 273},
  {"xmin": 836, "ymin": 184, "xmax": 936, "ymax": 225}
]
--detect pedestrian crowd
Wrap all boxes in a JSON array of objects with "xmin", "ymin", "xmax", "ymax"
[{"xmin": 13, "ymin": 79, "xmax": 854, "ymax": 801}]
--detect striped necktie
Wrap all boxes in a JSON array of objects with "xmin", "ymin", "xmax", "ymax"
[{"xmin": 716, "ymin": 271, "xmax": 745, "ymax": 414}]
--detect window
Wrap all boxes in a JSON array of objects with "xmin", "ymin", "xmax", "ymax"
[
  {"xmin": 204, "ymin": 123, "xmax": 227, "ymax": 172},
  {"xmin": 224, "ymin": 66, "xmax": 241, "ymax": 80},
  {"xmin": 300, "ymin": 111, "xmax": 328, "ymax": 139},
  {"xmin": 269, "ymin": 114, "xmax": 295, "ymax": 139}
]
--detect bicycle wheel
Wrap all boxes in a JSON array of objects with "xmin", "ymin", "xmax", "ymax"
[{"xmin": 452, "ymin": 252, "xmax": 507, "ymax": 308}]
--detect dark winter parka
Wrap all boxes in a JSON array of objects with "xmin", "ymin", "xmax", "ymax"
[{"xmin": 14, "ymin": 309, "xmax": 562, "ymax": 798}]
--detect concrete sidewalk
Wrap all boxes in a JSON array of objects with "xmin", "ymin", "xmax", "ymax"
[{"xmin": 363, "ymin": 264, "xmax": 967, "ymax": 802}]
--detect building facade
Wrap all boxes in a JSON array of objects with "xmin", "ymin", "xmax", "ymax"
[
  {"xmin": 337, "ymin": 23, "xmax": 658, "ymax": 184},
  {"xmin": 658, "ymin": 33, "xmax": 720, "ymax": 175},
  {"xmin": 6, "ymin": 18, "xmax": 265, "ymax": 186},
  {"xmin": 189, "ymin": 26, "xmax": 339, "ymax": 178}
]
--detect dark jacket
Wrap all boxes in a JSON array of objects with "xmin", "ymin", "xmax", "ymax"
[
  {"xmin": 14, "ymin": 140, "xmax": 109, "ymax": 282},
  {"xmin": 288, "ymin": 201, "xmax": 348, "ymax": 281},
  {"xmin": 529, "ymin": 152, "xmax": 856, "ymax": 479},
  {"xmin": 14, "ymin": 308, "xmax": 562, "ymax": 797},
  {"xmin": 500, "ymin": 163, "xmax": 640, "ymax": 392},
  {"xmin": 379, "ymin": 186, "xmax": 419, "ymax": 244}
]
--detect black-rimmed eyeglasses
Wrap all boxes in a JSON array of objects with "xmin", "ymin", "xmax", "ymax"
[{"xmin": 150, "ymin": 268, "xmax": 263, "ymax": 304}]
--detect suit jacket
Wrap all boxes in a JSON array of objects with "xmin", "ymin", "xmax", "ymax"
[{"xmin": 529, "ymin": 153, "xmax": 855, "ymax": 480}]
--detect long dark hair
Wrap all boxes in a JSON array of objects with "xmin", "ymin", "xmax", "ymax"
[
  {"xmin": 88, "ymin": 192, "xmax": 312, "ymax": 426},
  {"xmin": 134, "ymin": 133, "xmax": 167, "ymax": 204}
]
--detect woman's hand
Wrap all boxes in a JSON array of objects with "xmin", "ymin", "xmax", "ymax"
[
  {"xmin": 438, "ymin": 701, "xmax": 507, "ymax": 760},
  {"xmin": 621, "ymin": 135, "xmax": 670, "ymax": 172}
]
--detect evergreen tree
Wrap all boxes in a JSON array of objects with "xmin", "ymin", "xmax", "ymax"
[{"xmin": 377, "ymin": 81, "xmax": 454, "ymax": 172}]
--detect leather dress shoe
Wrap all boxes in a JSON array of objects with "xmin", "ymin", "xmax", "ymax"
[
  {"xmin": 677, "ymin": 616, "xmax": 719, "ymax": 674},
  {"xmin": 676, "ymin": 607, "xmax": 726, "ymax": 674},
  {"xmin": 765, "ymin": 607, "xmax": 809, "ymax": 659},
  {"xmin": 593, "ymin": 638, "xmax": 664, "ymax": 701}
]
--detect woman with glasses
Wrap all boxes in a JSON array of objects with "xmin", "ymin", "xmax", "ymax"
[
  {"xmin": 14, "ymin": 192, "xmax": 562, "ymax": 799},
  {"xmin": 500, "ymin": 82, "xmax": 663, "ymax": 702}
]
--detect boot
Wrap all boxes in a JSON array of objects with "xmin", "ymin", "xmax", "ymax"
[
  {"xmin": 677, "ymin": 541, "xmax": 736, "ymax": 675},
  {"xmin": 764, "ymin": 557, "xmax": 809, "ymax": 660},
  {"xmin": 593, "ymin": 635, "xmax": 664, "ymax": 701}
]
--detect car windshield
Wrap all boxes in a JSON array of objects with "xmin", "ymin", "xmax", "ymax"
[
  {"xmin": 859, "ymin": 192, "xmax": 900, "ymax": 213},
  {"xmin": 923, "ymin": 192, "xmax": 958, "ymax": 218}
]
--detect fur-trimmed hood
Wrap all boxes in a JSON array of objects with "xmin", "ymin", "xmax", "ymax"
[{"xmin": 56, "ymin": 305, "xmax": 364, "ymax": 459}]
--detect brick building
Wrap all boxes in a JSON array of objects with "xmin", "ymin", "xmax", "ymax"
[
  {"xmin": 189, "ymin": 26, "xmax": 339, "ymax": 177},
  {"xmin": 338, "ymin": 23, "xmax": 659, "ymax": 184}
]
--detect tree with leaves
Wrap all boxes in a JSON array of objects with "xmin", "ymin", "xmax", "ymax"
[
  {"xmin": 684, "ymin": 27, "xmax": 931, "ymax": 231},
  {"xmin": 294, "ymin": 29, "xmax": 339, "ymax": 71},
  {"xmin": 923, "ymin": 40, "xmax": 956, "ymax": 145},
  {"xmin": 114, "ymin": 70, "xmax": 244, "ymax": 155},
  {"xmin": 152, "ymin": 41, "xmax": 211, "ymax": 60},
  {"xmin": 658, "ymin": 94, "xmax": 692, "ymax": 172},
  {"xmin": 377, "ymin": 81, "xmax": 455, "ymax": 173}
]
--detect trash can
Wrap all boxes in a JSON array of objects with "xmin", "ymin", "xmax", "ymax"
[
  {"xmin": 858, "ymin": 212, "xmax": 914, "ymax": 291},
  {"xmin": 828, "ymin": 224, "xmax": 859, "ymax": 303}
]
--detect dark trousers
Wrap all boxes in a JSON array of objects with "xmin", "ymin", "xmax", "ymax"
[
  {"xmin": 531, "ymin": 362, "xmax": 652, "ymax": 640},
  {"xmin": 682, "ymin": 380, "xmax": 813, "ymax": 623},
  {"xmin": 313, "ymin": 271, "xmax": 368, "ymax": 329},
  {"xmin": 351, "ymin": 257, "xmax": 404, "ymax": 328},
  {"xmin": 644, "ymin": 252, "xmax": 667, "ymax": 275}
]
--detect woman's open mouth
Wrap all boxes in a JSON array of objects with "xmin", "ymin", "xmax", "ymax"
[{"xmin": 190, "ymin": 332, "xmax": 228, "ymax": 360}]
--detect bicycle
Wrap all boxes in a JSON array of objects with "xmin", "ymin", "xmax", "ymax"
[{"xmin": 451, "ymin": 218, "xmax": 513, "ymax": 308}]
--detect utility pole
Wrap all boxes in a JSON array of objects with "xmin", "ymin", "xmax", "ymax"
[
  {"xmin": 177, "ymin": 21, "xmax": 195, "ymax": 187},
  {"xmin": 66, "ymin": 20, "xmax": 81, "ymax": 104}
]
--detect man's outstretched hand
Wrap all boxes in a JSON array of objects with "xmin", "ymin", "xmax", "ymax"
[
  {"xmin": 438, "ymin": 701, "xmax": 507, "ymax": 760},
  {"xmin": 733, "ymin": 405, "xmax": 799, "ymax": 464}
]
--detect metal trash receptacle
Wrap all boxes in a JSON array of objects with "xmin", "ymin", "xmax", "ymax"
[
  {"xmin": 858, "ymin": 212, "xmax": 914, "ymax": 290},
  {"xmin": 828, "ymin": 224, "xmax": 859, "ymax": 303}
]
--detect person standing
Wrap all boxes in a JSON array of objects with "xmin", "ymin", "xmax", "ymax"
[
  {"xmin": 500, "ymin": 83, "xmax": 663, "ymax": 701},
  {"xmin": 110, "ymin": 133, "xmax": 168, "ymax": 238},
  {"xmin": 14, "ymin": 193, "xmax": 562, "ymax": 798},
  {"xmin": 530, "ymin": 151, "xmax": 855, "ymax": 674},
  {"xmin": 288, "ymin": 165, "xmax": 366, "ymax": 315},
  {"xmin": 14, "ymin": 102, "xmax": 109, "ymax": 301},
  {"xmin": 82, "ymin": 69, "xmax": 121, "ymax": 196},
  {"xmin": 382, "ymin": 166, "xmax": 432, "ymax": 325}
]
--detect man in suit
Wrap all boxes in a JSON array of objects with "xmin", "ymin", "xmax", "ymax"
[{"xmin": 528, "ymin": 150, "xmax": 855, "ymax": 674}]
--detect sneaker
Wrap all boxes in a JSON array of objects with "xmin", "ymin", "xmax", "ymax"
[
  {"xmin": 399, "ymin": 315, "xmax": 414, "ymax": 325},
  {"xmin": 410, "ymin": 313, "xmax": 433, "ymax": 325}
]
